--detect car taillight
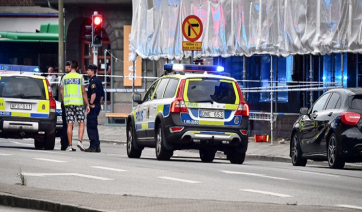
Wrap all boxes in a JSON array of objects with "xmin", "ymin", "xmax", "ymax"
[
  {"xmin": 170, "ymin": 79, "xmax": 189, "ymax": 113},
  {"xmin": 341, "ymin": 112, "xmax": 361, "ymax": 125},
  {"xmin": 46, "ymin": 79, "xmax": 56, "ymax": 112},
  {"xmin": 170, "ymin": 127, "xmax": 184, "ymax": 133},
  {"xmin": 235, "ymin": 103, "xmax": 249, "ymax": 116}
]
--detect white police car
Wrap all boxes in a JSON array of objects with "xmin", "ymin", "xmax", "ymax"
[{"xmin": 126, "ymin": 64, "xmax": 249, "ymax": 164}]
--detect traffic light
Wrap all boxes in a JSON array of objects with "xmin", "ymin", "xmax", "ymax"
[
  {"xmin": 92, "ymin": 13, "xmax": 103, "ymax": 47},
  {"xmin": 85, "ymin": 23, "xmax": 92, "ymax": 44}
]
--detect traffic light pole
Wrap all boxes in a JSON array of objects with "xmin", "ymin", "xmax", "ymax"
[
  {"xmin": 58, "ymin": 0, "xmax": 64, "ymax": 73},
  {"xmin": 93, "ymin": 46, "xmax": 98, "ymax": 66}
]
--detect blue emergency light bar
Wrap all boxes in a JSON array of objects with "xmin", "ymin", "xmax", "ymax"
[{"xmin": 164, "ymin": 63, "xmax": 225, "ymax": 74}]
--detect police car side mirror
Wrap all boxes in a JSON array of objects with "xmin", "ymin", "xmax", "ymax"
[
  {"xmin": 300, "ymin": 107, "xmax": 309, "ymax": 115},
  {"xmin": 133, "ymin": 93, "xmax": 142, "ymax": 104}
]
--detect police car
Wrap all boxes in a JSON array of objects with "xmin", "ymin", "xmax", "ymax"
[
  {"xmin": 126, "ymin": 64, "xmax": 249, "ymax": 164},
  {"xmin": 0, "ymin": 75, "xmax": 57, "ymax": 150}
]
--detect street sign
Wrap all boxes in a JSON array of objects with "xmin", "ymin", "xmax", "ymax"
[
  {"xmin": 182, "ymin": 41, "xmax": 202, "ymax": 51},
  {"xmin": 182, "ymin": 15, "xmax": 203, "ymax": 42}
]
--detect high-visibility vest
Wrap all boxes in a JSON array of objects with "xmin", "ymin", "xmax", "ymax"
[{"xmin": 63, "ymin": 72, "xmax": 84, "ymax": 106}]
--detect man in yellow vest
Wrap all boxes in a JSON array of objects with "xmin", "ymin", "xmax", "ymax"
[{"xmin": 60, "ymin": 60, "xmax": 90, "ymax": 151}]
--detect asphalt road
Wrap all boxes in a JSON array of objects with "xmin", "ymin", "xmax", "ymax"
[{"xmin": 0, "ymin": 138, "xmax": 362, "ymax": 211}]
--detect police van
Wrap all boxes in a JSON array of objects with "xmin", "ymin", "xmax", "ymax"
[{"xmin": 126, "ymin": 64, "xmax": 249, "ymax": 164}]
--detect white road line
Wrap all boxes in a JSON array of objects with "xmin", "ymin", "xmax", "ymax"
[
  {"xmin": 22, "ymin": 172, "xmax": 113, "ymax": 181},
  {"xmin": 240, "ymin": 189, "xmax": 292, "ymax": 198},
  {"xmin": 91, "ymin": 166, "xmax": 126, "ymax": 172},
  {"xmin": 0, "ymin": 153, "xmax": 12, "ymax": 156},
  {"xmin": 221, "ymin": 170, "xmax": 290, "ymax": 181},
  {"xmin": 20, "ymin": 149, "xmax": 63, "ymax": 154},
  {"xmin": 298, "ymin": 170, "xmax": 339, "ymax": 177},
  {"xmin": 337, "ymin": 205, "xmax": 362, "ymax": 210},
  {"xmin": 33, "ymin": 158, "xmax": 66, "ymax": 163},
  {"xmin": 158, "ymin": 176, "xmax": 200, "ymax": 184},
  {"xmin": 11, "ymin": 141, "xmax": 33, "ymax": 146}
]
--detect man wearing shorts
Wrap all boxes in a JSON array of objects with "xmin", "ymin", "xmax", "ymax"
[{"xmin": 60, "ymin": 60, "xmax": 90, "ymax": 151}]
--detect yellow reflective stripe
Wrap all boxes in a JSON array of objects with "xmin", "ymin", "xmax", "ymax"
[
  {"xmin": 141, "ymin": 123, "xmax": 148, "ymax": 129},
  {"xmin": 220, "ymin": 80, "xmax": 232, "ymax": 83},
  {"xmin": 199, "ymin": 120, "xmax": 224, "ymax": 126},
  {"xmin": 37, "ymin": 100, "xmax": 50, "ymax": 113},
  {"xmin": 190, "ymin": 131, "xmax": 201, "ymax": 133},
  {"xmin": 189, "ymin": 78, "xmax": 202, "ymax": 81},
  {"xmin": 225, "ymin": 104, "xmax": 238, "ymax": 110},
  {"xmin": 12, "ymin": 112, "xmax": 30, "ymax": 117},
  {"xmin": 157, "ymin": 105, "xmax": 164, "ymax": 114},
  {"xmin": 183, "ymin": 80, "xmax": 190, "ymax": 102},
  {"xmin": 186, "ymin": 102, "xmax": 199, "ymax": 108},
  {"xmin": 43, "ymin": 79, "xmax": 49, "ymax": 100},
  {"xmin": 0, "ymin": 98, "xmax": 4, "ymax": 110},
  {"xmin": 225, "ymin": 132, "xmax": 235, "ymax": 135},
  {"xmin": 232, "ymin": 82, "xmax": 240, "ymax": 104}
]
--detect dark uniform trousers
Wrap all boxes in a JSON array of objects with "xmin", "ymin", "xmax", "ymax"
[
  {"xmin": 60, "ymin": 103, "xmax": 69, "ymax": 150},
  {"xmin": 87, "ymin": 103, "xmax": 101, "ymax": 148}
]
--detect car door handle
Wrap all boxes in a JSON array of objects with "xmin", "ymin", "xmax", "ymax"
[{"xmin": 328, "ymin": 112, "xmax": 333, "ymax": 116}]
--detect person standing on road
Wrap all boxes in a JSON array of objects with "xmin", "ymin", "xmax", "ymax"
[
  {"xmin": 47, "ymin": 67, "xmax": 57, "ymax": 98},
  {"xmin": 85, "ymin": 64, "xmax": 104, "ymax": 153},
  {"xmin": 60, "ymin": 60, "xmax": 90, "ymax": 152},
  {"xmin": 60, "ymin": 61, "xmax": 71, "ymax": 150}
]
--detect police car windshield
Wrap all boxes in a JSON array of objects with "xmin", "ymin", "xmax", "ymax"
[
  {"xmin": 186, "ymin": 79, "xmax": 236, "ymax": 104},
  {"xmin": 0, "ymin": 77, "xmax": 46, "ymax": 100}
]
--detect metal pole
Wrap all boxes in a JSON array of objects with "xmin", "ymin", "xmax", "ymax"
[
  {"xmin": 58, "ymin": 0, "xmax": 64, "ymax": 74},
  {"xmin": 132, "ymin": 60, "xmax": 136, "ymax": 109},
  {"xmin": 243, "ymin": 56, "xmax": 246, "ymax": 100},
  {"xmin": 310, "ymin": 55, "xmax": 313, "ymax": 107},
  {"xmin": 110, "ymin": 50, "xmax": 114, "ymax": 113},
  {"xmin": 270, "ymin": 56, "xmax": 274, "ymax": 145},
  {"xmin": 104, "ymin": 49, "xmax": 107, "ymax": 112},
  {"xmin": 341, "ymin": 53, "xmax": 344, "ymax": 87}
]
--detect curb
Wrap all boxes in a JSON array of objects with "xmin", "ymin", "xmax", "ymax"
[{"xmin": 0, "ymin": 193, "xmax": 103, "ymax": 212}]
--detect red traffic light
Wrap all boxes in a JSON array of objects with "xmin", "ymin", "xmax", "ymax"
[{"xmin": 93, "ymin": 16, "xmax": 102, "ymax": 26}]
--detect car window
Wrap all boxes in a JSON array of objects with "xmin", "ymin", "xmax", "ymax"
[
  {"xmin": 0, "ymin": 77, "xmax": 46, "ymax": 100},
  {"xmin": 325, "ymin": 93, "xmax": 341, "ymax": 110},
  {"xmin": 143, "ymin": 80, "xmax": 159, "ymax": 102},
  {"xmin": 163, "ymin": 78, "xmax": 179, "ymax": 98},
  {"xmin": 186, "ymin": 79, "xmax": 237, "ymax": 104},
  {"xmin": 312, "ymin": 93, "xmax": 331, "ymax": 113},
  {"xmin": 351, "ymin": 95, "xmax": 362, "ymax": 110},
  {"xmin": 154, "ymin": 79, "xmax": 169, "ymax": 99}
]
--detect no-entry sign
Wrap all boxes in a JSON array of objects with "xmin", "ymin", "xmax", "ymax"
[{"xmin": 182, "ymin": 15, "xmax": 203, "ymax": 42}]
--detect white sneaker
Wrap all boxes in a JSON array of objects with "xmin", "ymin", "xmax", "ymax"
[
  {"xmin": 67, "ymin": 146, "xmax": 76, "ymax": 152},
  {"xmin": 77, "ymin": 141, "xmax": 85, "ymax": 151}
]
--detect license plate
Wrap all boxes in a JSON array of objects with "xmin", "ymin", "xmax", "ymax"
[
  {"xmin": 10, "ymin": 103, "xmax": 32, "ymax": 110},
  {"xmin": 57, "ymin": 116, "xmax": 63, "ymax": 123},
  {"xmin": 199, "ymin": 110, "xmax": 224, "ymax": 119}
]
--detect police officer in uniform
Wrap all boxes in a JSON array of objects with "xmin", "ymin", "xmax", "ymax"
[{"xmin": 85, "ymin": 64, "xmax": 104, "ymax": 152}]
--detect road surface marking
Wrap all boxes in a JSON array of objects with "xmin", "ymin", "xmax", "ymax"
[
  {"xmin": 158, "ymin": 176, "xmax": 200, "ymax": 184},
  {"xmin": 298, "ymin": 170, "xmax": 339, "ymax": 177},
  {"xmin": 0, "ymin": 153, "xmax": 12, "ymax": 156},
  {"xmin": 20, "ymin": 149, "xmax": 63, "ymax": 154},
  {"xmin": 22, "ymin": 173, "xmax": 113, "ymax": 181},
  {"xmin": 11, "ymin": 141, "xmax": 32, "ymax": 146},
  {"xmin": 221, "ymin": 170, "xmax": 290, "ymax": 181},
  {"xmin": 33, "ymin": 158, "xmax": 66, "ymax": 163},
  {"xmin": 91, "ymin": 166, "xmax": 126, "ymax": 172},
  {"xmin": 337, "ymin": 205, "xmax": 362, "ymax": 210},
  {"xmin": 240, "ymin": 189, "xmax": 292, "ymax": 198}
]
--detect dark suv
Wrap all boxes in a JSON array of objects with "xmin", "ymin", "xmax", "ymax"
[
  {"xmin": 0, "ymin": 75, "xmax": 57, "ymax": 150},
  {"xmin": 127, "ymin": 64, "xmax": 249, "ymax": 164},
  {"xmin": 290, "ymin": 88, "xmax": 362, "ymax": 169}
]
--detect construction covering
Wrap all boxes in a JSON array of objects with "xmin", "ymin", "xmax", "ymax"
[{"xmin": 129, "ymin": 0, "xmax": 362, "ymax": 60}]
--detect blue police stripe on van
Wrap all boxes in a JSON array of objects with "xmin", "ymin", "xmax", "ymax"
[
  {"xmin": 64, "ymin": 78, "xmax": 81, "ymax": 85},
  {"xmin": 163, "ymin": 104, "xmax": 170, "ymax": 117},
  {"xmin": 31, "ymin": 113, "xmax": 49, "ymax": 118}
]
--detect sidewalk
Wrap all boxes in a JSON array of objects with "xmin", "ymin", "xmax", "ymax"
[{"xmin": 70, "ymin": 124, "xmax": 291, "ymax": 163}]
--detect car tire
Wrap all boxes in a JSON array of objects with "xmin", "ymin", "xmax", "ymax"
[
  {"xmin": 155, "ymin": 124, "xmax": 173, "ymax": 160},
  {"xmin": 127, "ymin": 124, "xmax": 142, "ymax": 158},
  {"xmin": 327, "ymin": 133, "xmax": 345, "ymax": 169},
  {"xmin": 228, "ymin": 148, "xmax": 246, "ymax": 164},
  {"xmin": 44, "ymin": 132, "xmax": 55, "ymax": 150},
  {"xmin": 291, "ymin": 133, "xmax": 307, "ymax": 166},
  {"xmin": 34, "ymin": 139, "xmax": 44, "ymax": 149},
  {"xmin": 199, "ymin": 149, "xmax": 216, "ymax": 163}
]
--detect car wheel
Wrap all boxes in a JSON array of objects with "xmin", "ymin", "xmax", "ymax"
[
  {"xmin": 199, "ymin": 149, "xmax": 216, "ymax": 163},
  {"xmin": 228, "ymin": 148, "xmax": 246, "ymax": 164},
  {"xmin": 155, "ymin": 124, "xmax": 173, "ymax": 160},
  {"xmin": 44, "ymin": 132, "xmax": 55, "ymax": 150},
  {"xmin": 291, "ymin": 133, "xmax": 307, "ymax": 166},
  {"xmin": 34, "ymin": 139, "xmax": 44, "ymax": 149},
  {"xmin": 327, "ymin": 133, "xmax": 345, "ymax": 169},
  {"xmin": 127, "ymin": 124, "xmax": 142, "ymax": 158}
]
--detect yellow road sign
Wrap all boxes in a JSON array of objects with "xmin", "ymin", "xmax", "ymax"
[{"xmin": 182, "ymin": 42, "xmax": 202, "ymax": 51}]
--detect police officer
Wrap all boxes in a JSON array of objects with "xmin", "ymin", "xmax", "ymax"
[
  {"xmin": 60, "ymin": 61, "xmax": 71, "ymax": 150},
  {"xmin": 85, "ymin": 64, "xmax": 104, "ymax": 152}
]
